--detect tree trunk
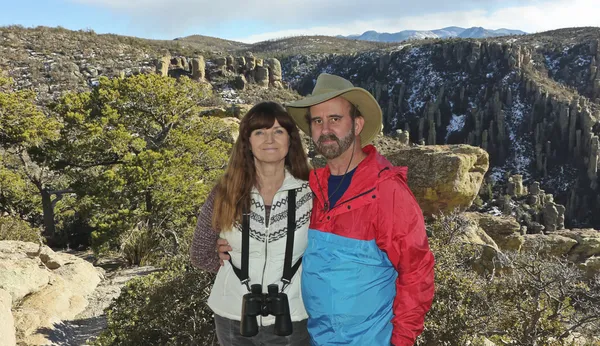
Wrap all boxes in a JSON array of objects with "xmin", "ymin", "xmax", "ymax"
[
  {"xmin": 145, "ymin": 190, "xmax": 153, "ymax": 213},
  {"xmin": 41, "ymin": 188, "xmax": 56, "ymax": 242}
]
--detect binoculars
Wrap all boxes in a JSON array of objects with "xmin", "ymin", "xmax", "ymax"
[{"xmin": 240, "ymin": 283, "xmax": 293, "ymax": 337}]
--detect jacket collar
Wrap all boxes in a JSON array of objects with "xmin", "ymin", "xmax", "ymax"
[
  {"xmin": 250, "ymin": 169, "xmax": 305, "ymax": 195},
  {"xmin": 309, "ymin": 144, "xmax": 408, "ymax": 205}
]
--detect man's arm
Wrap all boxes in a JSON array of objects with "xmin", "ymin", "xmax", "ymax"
[{"xmin": 376, "ymin": 178, "xmax": 435, "ymax": 346}]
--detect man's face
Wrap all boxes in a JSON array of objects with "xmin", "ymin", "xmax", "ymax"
[{"xmin": 308, "ymin": 97, "xmax": 361, "ymax": 160}]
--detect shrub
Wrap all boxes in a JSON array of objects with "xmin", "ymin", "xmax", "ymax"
[
  {"xmin": 118, "ymin": 221, "xmax": 160, "ymax": 266},
  {"xmin": 0, "ymin": 215, "xmax": 40, "ymax": 242},
  {"xmin": 417, "ymin": 211, "xmax": 600, "ymax": 345},
  {"xmin": 417, "ymin": 212, "xmax": 495, "ymax": 345},
  {"xmin": 93, "ymin": 267, "xmax": 217, "ymax": 346}
]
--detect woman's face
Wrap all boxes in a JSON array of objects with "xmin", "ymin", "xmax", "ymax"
[{"xmin": 248, "ymin": 119, "xmax": 290, "ymax": 165}]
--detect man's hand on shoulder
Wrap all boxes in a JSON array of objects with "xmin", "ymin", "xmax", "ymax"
[{"xmin": 216, "ymin": 238, "xmax": 231, "ymax": 265}]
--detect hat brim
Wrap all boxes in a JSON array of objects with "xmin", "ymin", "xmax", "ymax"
[{"xmin": 285, "ymin": 88, "xmax": 382, "ymax": 146}]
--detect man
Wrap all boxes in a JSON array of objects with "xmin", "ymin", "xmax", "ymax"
[
  {"xmin": 217, "ymin": 73, "xmax": 434, "ymax": 345},
  {"xmin": 284, "ymin": 73, "xmax": 435, "ymax": 346}
]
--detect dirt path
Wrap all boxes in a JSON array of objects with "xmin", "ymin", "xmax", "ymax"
[{"xmin": 42, "ymin": 252, "xmax": 161, "ymax": 346}]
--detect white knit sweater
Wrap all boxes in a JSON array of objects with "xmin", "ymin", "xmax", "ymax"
[{"xmin": 207, "ymin": 171, "xmax": 312, "ymax": 325}]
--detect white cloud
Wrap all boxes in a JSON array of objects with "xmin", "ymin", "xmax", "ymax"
[
  {"xmin": 472, "ymin": 0, "xmax": 600, "ymax": 33},
  {"xmin": 67, "ymin": 0, "xmax": 536, "ymax": 27},
  {"xmin": 69, "ymin": 0, "xmax": 600, "ymax": 42}
]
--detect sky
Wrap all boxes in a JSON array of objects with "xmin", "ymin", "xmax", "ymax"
[{"xmin": 1, "ymin": 0, "xmax": 599, "ymax": 43}]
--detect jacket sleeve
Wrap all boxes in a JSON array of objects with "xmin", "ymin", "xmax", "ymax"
[
  {"xmin": 190, "ymin": 187, "xmax": 221, "ymax": 273},
  {"xmin": 376, "ymin": 177, "xmax": 435, "ymax": 346}
]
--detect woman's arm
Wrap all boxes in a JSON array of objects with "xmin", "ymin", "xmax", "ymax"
[{"xmin": 190, "ymin": 188, "xmax": 221, "ymax": 273}]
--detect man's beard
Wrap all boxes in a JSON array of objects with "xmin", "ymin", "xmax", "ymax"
[{"xmin": 315, "ymin": 128, "xmax": 355, "ymax": 160}]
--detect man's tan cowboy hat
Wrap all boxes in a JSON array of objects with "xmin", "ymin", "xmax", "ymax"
[{"xmin": 285, "ymin": 73, "xmax": 382, "ymax": 146}]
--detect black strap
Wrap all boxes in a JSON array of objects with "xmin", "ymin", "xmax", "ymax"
[
  {"xmin": 229, "ymin": 190, "xmax": 302, "ymax": 292},
  {"xmin": 229, "ymin": 212, "xmax": 250, "ymax": 290},
  {"xmin": 282, "ymin": 189, "xmax": 297, "ymax": 289}
]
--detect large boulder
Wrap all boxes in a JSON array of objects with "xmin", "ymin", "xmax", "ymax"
[
  {"xmin": 521, "ymin": 229, "xmax": 600, "ymax": 275},
  {"xmin": 580, "ymin": 256, "xmax": 600, "ymax": 276},
  {"xmin": 0, "ymin": 241, "xmax": 103, "ymax": 345},
  {"xmin": 245, "ymin": 54, "xmax": 256, "ymax": 70},
  {"xmin": 458, "ymin": 214, "xmax": 501, "ymax": 274},
  {"xmin": 0, "ymin": 289, "xmax": 15, "ymax": 346},
  {"xmin": 13, "ymin": 275, "xmax": 90, "ymax": 345},
  {"xmin": 459, "ymin": 214, "xmax": 499, "ymax": 249},
  {"xmin": 552, "ymin": 229, "xmax": 600, "ymax": 261},
  {"xmin": 522, "ymin": 233, "xmax": 578, "ymax": 257},
  {"xmin": 0, "ymin": 242, "xmax": 50, "ymax": 302},
  {"xmin": 386, "ymin": 145, "xmax": 489, "ymax": 216},
  {"xmin": 464, "ymin": 212, "xmax": 523, "ymax": 251}
]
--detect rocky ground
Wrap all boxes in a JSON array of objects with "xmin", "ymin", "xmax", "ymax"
[{"xmin": 37, "ymin": 251, "xmax": 160, "ymax": 346}]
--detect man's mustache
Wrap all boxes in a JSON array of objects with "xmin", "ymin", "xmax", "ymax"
[{"xmin": 317, "ymin": 134, "xmax": 339, "ymax": 145}]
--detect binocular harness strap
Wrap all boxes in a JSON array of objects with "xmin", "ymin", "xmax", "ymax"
[
  {"xmin": 228, "ymin": 189, "xmax": 302, "ymax": 292},
  {"xmin": 282, "ymin": 189, "xmax": 300, "ymax": 291},
  {"xmin": 228, "ymin": 210, "xmax": 250, "ymax": 290}
]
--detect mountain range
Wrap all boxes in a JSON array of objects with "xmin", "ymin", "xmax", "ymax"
[{"xmin": 338, "ymin": 26, "xmax": 526, "ymax": 42}]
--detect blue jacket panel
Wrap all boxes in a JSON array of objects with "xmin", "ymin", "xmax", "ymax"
[{"xmin": 302, "ymin": 229, "xmax": 397, "ymax": 345}]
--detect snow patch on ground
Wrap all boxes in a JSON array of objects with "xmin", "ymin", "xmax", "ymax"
[
  {"xmin": 220, "ymin": 87, "xmax": 243, "ymax": 104},
  {"xmin": 574, "ymin": 56, "xmax": 591, "ymax": 67},
  {"xmin": 487, "ymin": 206, "xmax": 503, "ymax": 216},
  {"xmin": 544, "ymin": 54, "xmax": 561, "ymax": 75},
  {"xmin": 490, "ymin": 166, "xmax": 507, "ymax": 183},
  {"xmin": 445, "ymin": 114, "xmax": 466, "ymax": 142}
]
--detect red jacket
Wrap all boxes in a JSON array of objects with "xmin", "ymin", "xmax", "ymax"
[{"xmin": 301, "ymin": 145, "xmax": 435, "ymax": 346}]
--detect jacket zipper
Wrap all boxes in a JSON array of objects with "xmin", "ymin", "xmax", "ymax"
[
  {"xmin": 315, "ymin": 171, "xmax": 376, "ymax": 214},
  {"xmin": 313, "ymin": 165, "xmax": 388, "ymax": 214},
  {"xmin": 330, "ymin": 187, "xmax": 376, "ymax": 210},
  {"xmin": 313, "ymin": 169, "xmax": 328, "ymax": 211}
]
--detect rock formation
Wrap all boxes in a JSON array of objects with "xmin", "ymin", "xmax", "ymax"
[
  {"xmin": 506, "ymin": 174, "xmax": 526, "ymax": 197},
  {"xmin": 464, "ymin": 212, "xmax": 523, "ymax": 251},
  {"xmin": 0, "ymin": 241, "xmax": 103, "ymax": 345},
  {"xmin": 153, "ymin": 53, "xmax": 283, "ymax": 90},
  {"xmin": 255, "ymin": 66, "xmax": 269, "ymax": 87},
  {"xmin": 265, "ymin": 58, "xmax": 283, "ymax": 89},
  {"xmin": 191, "ymin": 56, "xmax": 206, "ymax": 81},
  {"xmin": 156, "ymin": 55, "xmax": 170, "ymax": 77},
  {"xmin": 386, "ymin": 145, "xmax": 489, "ymax": 216}
]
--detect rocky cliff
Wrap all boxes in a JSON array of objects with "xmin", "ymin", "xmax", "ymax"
[{"xmin": 281, "ymin": 28, "xmax": 600, "ymax": 229}]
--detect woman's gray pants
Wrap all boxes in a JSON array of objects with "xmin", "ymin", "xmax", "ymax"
[{"xmin": 214, "ymin": 314, "xmax": 310, "ymax": 346}]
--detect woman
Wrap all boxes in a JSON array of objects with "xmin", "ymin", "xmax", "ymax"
[{"xmin": 190, "ymin": 101, "xmax": 312, "ymax": 346}]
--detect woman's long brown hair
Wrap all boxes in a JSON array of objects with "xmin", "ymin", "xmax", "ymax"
[{"xmin": 212, "ymin": 101, "xmax": 310, "ymax": 231}]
